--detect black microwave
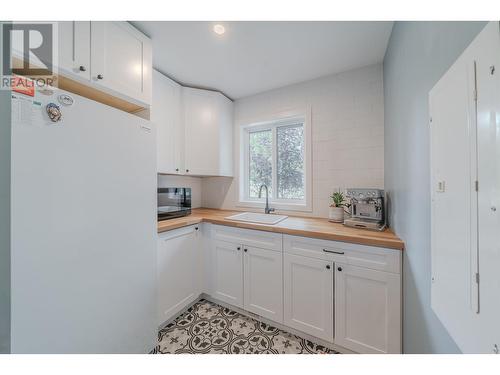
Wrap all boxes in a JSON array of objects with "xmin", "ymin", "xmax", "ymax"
[{"xmin": 157, "ymin": 187, "xmax": 191, "ymax": 221}]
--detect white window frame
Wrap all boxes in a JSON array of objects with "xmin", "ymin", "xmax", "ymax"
[{"xmin": 238, "ymin": 107, "xmax": 312, "ymax": 212}]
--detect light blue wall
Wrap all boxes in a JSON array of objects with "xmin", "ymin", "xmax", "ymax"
[
  {"xmin": 383, "ymin": 21, "xmax": 487, "ymax": 353},
  {"xmin": 0, "ymin": 21, "xmax": 11, "ymax": 353}
]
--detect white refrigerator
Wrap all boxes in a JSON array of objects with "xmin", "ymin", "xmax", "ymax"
[{"xmin": 10, "ymin": 87, "xmax": 157, "ymax": 353}]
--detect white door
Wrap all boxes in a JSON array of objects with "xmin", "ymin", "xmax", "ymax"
[
  {"xmin": 283, "ymin": 254, "xmax": 333, "ymax": 342},
  {"xmin": 183, "ymin": 87, "xmax": 218, "ymax": 175},
  {"xmin": 157, "ymin": 226, "xmax": 199, "ymax": 326},
  {"xmin": 243, "ymin": 246, "xmax": 283, "ymax": 323},
  {"xmin": 153, "ymin": 70, "xmax": 183, "ymax": 174},
  {"xmin": 429, "ymin": 21, "xmax": 500, "ymax": 353},
  {"xmin": 474, "ymin": 21, "xmax": 500, "ymax": 353},
  {"xmin": 211, "ymin": 240, "xmax": 243, "ymax": 308},
  {"xmin": 57, "ymin": 21, "xmax": 91, "ymax": 81},
  {"xmin": 335, "ymin": 263, "xmax": 401, "ymax": 353},
  {"xmin": 90, "ymin": 21, "xmax": 152, "ymax": 104}
]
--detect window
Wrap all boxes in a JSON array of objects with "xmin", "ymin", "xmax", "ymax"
[{"xmin": 240, "ymin": 112, "xmax": 311, "ymax": 211}]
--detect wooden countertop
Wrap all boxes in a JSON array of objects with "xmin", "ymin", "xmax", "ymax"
[{"xmin": 157, "ymin": 208, "xmax": 404, "ymax": 250}]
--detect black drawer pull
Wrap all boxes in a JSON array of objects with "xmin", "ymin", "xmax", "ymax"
[{"xmin": 322, "ymin": 249, "xmax": 344, "ymax": 255}]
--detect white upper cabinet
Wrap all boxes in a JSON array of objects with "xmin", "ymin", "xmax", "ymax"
[
  {"xmin": 182, "ymin": 87, "xmax": 233, "ymax": 176},
  {"xmin": 90, "ymin": 22, "xmax": 152, "ymax": 105},
  {"xmin": 57, "ymin": 22, "xmax": 91, "ymax": 81},
  {"xmin": 153, "ymin": 70, "xmax": 183, "ymax": 174},
  {"xmin": 334, "ymin": 263, "xmax": 401, "ymax": 354},
  {"xmin": 55, "ymin": 21, "xmax": 152, "ymax": 106}
]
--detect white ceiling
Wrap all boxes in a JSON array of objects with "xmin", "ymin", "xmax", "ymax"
[{"xmin": 132, "ymin": 21, "xmax": 394, "ymax": 100}]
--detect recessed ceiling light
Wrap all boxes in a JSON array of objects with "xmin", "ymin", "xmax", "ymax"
[{"xmin": 213, "ymin": 24, "xmax": 225, "ymax": 35}]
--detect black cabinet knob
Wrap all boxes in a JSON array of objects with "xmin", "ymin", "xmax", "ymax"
[
  {"xmin": 97, "ymin": 74, "xmax": 103, "ymax": 80},
  {"xmin": 79, "ymin": 65, "xmax": 86, "ymax": 72},
  {"xmin": 326, "ymin": 265, "xmax": 331, "ymax": 270},
  {"xmin": 175, "ymin": 168, "xmax": 179, "ymax": 172},
  {"xmin": 244, "ymin": 249, "xmax": 248, "ymax": 252},
  {"xmin": 195, "ymin": 227, "xmax": 199, "ymax": 231},
  {"xmin": 237, "ymin": 246, "xmax": 241, "ymax": 251},
  {"xmin": 337, "ymin": 267, "xmax": 343, "ymax": 272},
  {"xmin": 186, "ymin": 169, "xmax": 189, "ymax": 173}
]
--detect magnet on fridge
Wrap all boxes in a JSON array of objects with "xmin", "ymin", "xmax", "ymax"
[
  {"xmin": 46, "ymin": 103, "xmax": 62, "ymax": 123},
  {"xmin": 58, "ymin": 94, "xmax": 74, "ymax": 106}
]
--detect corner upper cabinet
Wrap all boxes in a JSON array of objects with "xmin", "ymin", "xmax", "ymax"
[
  {"xmin": 57, "ymin": 22, "xmax": 91, "ymax": 81},
  {"xmin": 182, "ymin": 87, "xmax": 233, "ymax": 176},
  {"xmin": 90, "ymin": 22, "xmax": 152, "ymax": 105},
  {"xmin": 153, "ymin": 70, "xmax": 184, "ymax": 174}
]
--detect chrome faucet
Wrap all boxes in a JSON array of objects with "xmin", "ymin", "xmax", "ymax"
[{"xmin": 258, "ymin": 184, "xmax": 275, "ymax": 214}]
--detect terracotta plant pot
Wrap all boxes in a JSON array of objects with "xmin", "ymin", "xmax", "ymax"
[{"xmin": 329, "ymin": 206, "xmax": 344, "ymax": 223}]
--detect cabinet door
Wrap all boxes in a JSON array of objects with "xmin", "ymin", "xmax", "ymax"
[
  {"xmin": 157, "ymin": 226, "xmax": 199, "ymax": 326},
  {"xmin": 211, "ymin": 240, "xmax": 243, "ymax": 308},
  {"xmin": 335, "ymin": 264, "xmax": 401, "ymax": 353},
  {"xmin": 57, "ymin": 21, "xmax": 91, "ymax": 81},
  {"xmin": 90, "ymin": 22, "xmax": 152, "ymax": 104},
  {"xmin": 153, "ymin": 70, "xmax": 183, "ymax": 174},
  {"xmin": 183, "ymin": 87, "xmax": 219, "ymax": 175},
  {"xmin": 283, "ymin": 254, "xmax": 334, "ymax": 342},
  {"xmin": 215, "ymin": 93, "xmax": 233, "ymax": 177},
  {"xmin": 243, "ymin": 246, "xmax": 283, "ymax": 323}
]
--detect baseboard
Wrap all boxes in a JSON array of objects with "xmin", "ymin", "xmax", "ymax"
[{"xmin": 157, "ymin": 296, "xmax": 202, "ymax": 331}]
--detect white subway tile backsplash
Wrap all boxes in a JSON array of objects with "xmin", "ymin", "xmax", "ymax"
[{"xmin": 201, "ymin": 63, "xmax": 384, "ymax": 218}]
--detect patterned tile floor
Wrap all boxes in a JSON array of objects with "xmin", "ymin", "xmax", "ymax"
[{"xmin": 152, "ymin": 299, "xmax": 338, "ymax": 354}]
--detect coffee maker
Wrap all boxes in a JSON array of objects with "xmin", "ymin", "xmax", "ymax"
[{"xmin": 343, "ymin": 188, "xmax": 386, "ymax": 231}]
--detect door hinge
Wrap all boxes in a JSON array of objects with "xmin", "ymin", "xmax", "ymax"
[
  {"xmin": 475, "ymin": 272, "xmax": 480, "ymax": 284},
  {"xmin": 475, "ymin": 180, "xmax": 479, "ymax": 192}
]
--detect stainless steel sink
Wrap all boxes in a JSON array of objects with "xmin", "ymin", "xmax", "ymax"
[{"xmin": 225, "ymin": 212, "xmax": 288, "ymax": 225}]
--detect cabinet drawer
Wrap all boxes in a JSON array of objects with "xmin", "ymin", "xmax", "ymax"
[
  {"xmin": 158, "ymin": 225, "xmax": 197, "ymax": 241},
  {"xmin": 283, "ymin": 235, "xmax": 401, "ymax": 274},
  {"xmin": 211, "ymin": 225, "xmax": 282, "ymax": 252}
]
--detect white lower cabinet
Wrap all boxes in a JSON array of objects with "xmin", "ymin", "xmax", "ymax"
[
  {"xmin": 283, "ymin": 234, "xmax": 402, "ymax": 353},
  {"xmin": 243, "ymin": 246, "xmax": 283, "ymax": 323},
  {"xmin": 211, "ymin": 240, "xmax": 244, "ymax": 308},
  {"xmin": 157, "ymin": 225, "xmax": 402, "ymax": 353},
  {"xmin": 209, "ymin": 226, "xmax": 284, "ymax": 323},
  {"xmin": 283, "ymin": 254, "xmax": 334, "ymax": 342},
  {"xmin": 334, "ymin": 263, "xmax": 401, "ymax": 354},
  {"xmin": 157, "ymin": 225, "xmax": 200, "ymax": 326}
]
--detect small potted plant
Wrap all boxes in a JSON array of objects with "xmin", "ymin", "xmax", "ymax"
[{"xmin": 329, "ymin": 190, "xmax": 346, "ymax": 223}]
